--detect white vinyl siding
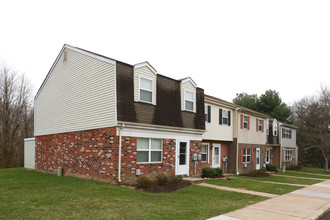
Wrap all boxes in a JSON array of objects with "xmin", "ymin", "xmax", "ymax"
[
  {"xmin": 24, "ymin": 138, "xmax": 35, "ymax": 169},
  {"xmin": 181, "ymin": 80, "xmax": 196, "ymax": 113},
  {"xmin": 34, "ymin": 48, "xmax": 117, "ymax": 135},
  {"xmin": 134, "ymin": 65, "xmax": 157, "ymax": 105},
  {"xmin": 238, "ymin": 113, "xmax": 267, "ymax": 145}
]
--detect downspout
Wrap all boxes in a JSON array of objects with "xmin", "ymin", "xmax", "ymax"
[
  {"xmin": 279, "ymin": 123, "xmax": 282, "ymax": 168},
  {"xmin": 235, "ymin": 107, "xmax": 240, "ymax": 175},
  {"xmin": 118, "ymin": 123, "xmax": 124, "ymax": 183}
]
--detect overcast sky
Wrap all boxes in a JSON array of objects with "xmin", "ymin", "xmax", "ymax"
[{"xmin": 1, "ymin": 0, "xmax": 329, "ymax": 105}]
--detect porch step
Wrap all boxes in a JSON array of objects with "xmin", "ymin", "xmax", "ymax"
[{"xmin": 182, "ymin": 177, "xmax": 205, "ymax": 184}]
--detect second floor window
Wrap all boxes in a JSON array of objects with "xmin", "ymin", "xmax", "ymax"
[
  {"xmin": 282, "ymin": 128, "xmax": 292, "ymax": 139},
  {"xmin": 274, "ymin": 124, "xmax": 278, "ymax": 136},
  {"xmin": 243, "ymin": 115, "xmax": 248, "ymax": 129},
  {"xmin": 139, "ymin": 77, "xmax": 152, "ymax": 103},
  {"xmin": 222, "ymin": 110, "xmax": 228, "ymax": 125},
  {"xmin": 257, "ymin": 119, "xmax": 263, "ymax": 132},
  {"xmin": 205, "ymin": 105, "xmax": 211, "ymax": 122},
  {"xmin": 185, "ymin": 91, "xmax": 194, "ymax": 111}
]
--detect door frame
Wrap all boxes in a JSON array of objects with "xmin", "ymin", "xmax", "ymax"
[
  {"xmin": 212, "ymin": 144, "xmax": 221, "ymax": 168},
  {"xmin": 256, "ymin": 148, "xmax": 261, "ymax": 170},
  {"xmin": 175, "ymin": 139, "xmax": 190, "ymax": 176}
]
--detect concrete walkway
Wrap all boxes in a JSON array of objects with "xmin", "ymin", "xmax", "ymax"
[
  {"xmin": 288, "ymin": 170, "xmax": 330, "ymax": 177},
  {"xmin": 272, "ymin": 174, "xmax": 326, "ymax": 181},
  {"xmin": 198, "ymin": 182, "xmax": 278, "ymax": 198},
  {"xmin": 208, "ymin": 179, "xmax": 330, "ymax": 220}
]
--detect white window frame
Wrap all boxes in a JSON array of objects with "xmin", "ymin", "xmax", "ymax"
[
  {"xmin": 201, "ymin": 143, "xmax": 209, "ymax": 163},
  {"xmin": 138, "ymin": 76, "xmax": 153, "ymax": 104},
  {"xmin": 243, "ymin": 115, "xmax": 248, "ymax": 129},
  {"xmin": 265, "ymin": 149, "xmax": 271, "ymax": 164},
  {"xmin": 222, "ymin": 109, "xmax": 229, "ymax": 125},
  {"xmin": 274, "ymin": 123, "xmax": 278, "ymax": 136},
  {"xmin": 284, "ymin": 149, "xmax": 293, "ymax": 161},
  {"xmin": 184, "ymin": 89, "xmax": 195, "ymax": 112},
  {"xmin": 258, "ymin": 119, "xmax": 263, "ymax": 132},
  {"xmin": 283, "ymin": 128, "xmax": 291, "ymax": 139},
  {"xmin": 137, "ymin": 138, "xmax": 163, "ymax": 164},
  {"xmin": 243, "ymin": 148, "xmax": 251, "ymax": 163}
]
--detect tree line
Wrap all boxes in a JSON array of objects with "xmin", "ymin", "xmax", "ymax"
[{"xmin": 0, "ymin": 65, "xmax": 33, "ymax": 168}]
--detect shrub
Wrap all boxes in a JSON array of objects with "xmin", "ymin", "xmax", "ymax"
[
  {"xmin": 137, "ymin": 176, "xmax": 152, "ymax": 189},
  {"xmin": 248, "ymin": 168, "xmax": 269, "ymax": 177},
  {"xmin": 155, "ymin": 174, "xmax": 169, "ymax": 185},
  {"xmin": 202, "ymin": 167, "xmax": 223, "ymax": 178},
  {"xmin": 266, "ymin": 164, "xmax": 277, "ymax": 172}
]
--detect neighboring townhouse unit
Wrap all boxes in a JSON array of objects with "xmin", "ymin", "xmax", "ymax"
[
  {"xmin": 280, "ymin": 123, "xmax": 299, "ymax": 167},
  {"xmin": 34, "ymin": 44, "xmax": 206, "ymax": 184},
  {"xmin": 202, "ymin": 95, "xmax": 236, "ymax": 172},
  {"xmin": 227, "ymin": 106, "xmax": 269, "ymax": 174},
  {"xmin": 266, "ymin": 118, "xmax": 281, "ymax": 168}
]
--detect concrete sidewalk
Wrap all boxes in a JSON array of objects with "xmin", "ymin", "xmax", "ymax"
[{"xmin": 209, "ymin": 179, "xmax": 330, "ymax": 220}]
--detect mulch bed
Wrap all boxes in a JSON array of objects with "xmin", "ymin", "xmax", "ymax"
[{"xmin": 138, "ymin": 180, "xmax": 191, "ymax": 193}]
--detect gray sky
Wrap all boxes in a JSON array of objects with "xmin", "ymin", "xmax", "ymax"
[{"xmin": 1, "ymin": 0, "xmax": 329, "ymax": 105}]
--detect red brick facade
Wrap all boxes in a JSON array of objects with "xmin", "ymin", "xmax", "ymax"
[
  {"xmin": 35, "ymin": 127, "xmax": 203, "ymax": 184},
  {"xmin": 237, "ymin": 143, "xmax": 269, "ymax": 174}
]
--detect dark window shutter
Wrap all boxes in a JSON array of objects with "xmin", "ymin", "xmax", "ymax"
[
  {"xmin": 248, "ymin": 116, "xmax": 250, "ymax": 130},
  {"xmin": 219, "ymin": 109, "xmax": 222, "ymax": 125},
  {"xmin": 208, "ymin": 106, "xmax": 211, "ymax": 123},
  {"xmin": 228, "ymin": 111, "xmax": 231, "ymax": 126},
  {"xmin": 240, "ymin": 114, "xmax": 243, "ymax": 129},
  {"xmin": 282, "ymin": 128, "xmax": 284, "ymax": 138}
]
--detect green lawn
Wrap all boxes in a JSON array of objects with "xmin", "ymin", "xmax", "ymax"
[
  {"xmin": 297, "ymin": 167, "xmax": 330, "ymax": 175},
  {"xmin": 0, "ymin": 168, "xmax": 266, "ymax": 220},
  {"xmin": 278, "ymin": 171, "xmax": 330, "ymax": 179},
  {"xmin": 205, "ymin": 178, "xmax": 302, "ymax": 195},
  {"xmin": 236, "ymin": 175, "xmax": 321, "ymax": 185}
]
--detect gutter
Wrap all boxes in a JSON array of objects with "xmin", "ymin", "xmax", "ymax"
[{"xmin": 118, "ymin": 123, "xmax": 124, "ymax": 183}]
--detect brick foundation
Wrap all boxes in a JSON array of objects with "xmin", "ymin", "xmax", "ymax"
[
  {"xmin": 35, "ymin": 127, "xmax": 202, "ymax": 184},
  {"xmin": 238, "ymin": 143, "xmax": 269, "ymax": 175}
]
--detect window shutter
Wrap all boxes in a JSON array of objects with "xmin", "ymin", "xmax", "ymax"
[
  {"xmin": 208, "ymin": 106, "xmax": 211, "ymax": 123},
  {"xmin": 251, "ymin": 148, "xmax": 254, "ymax": 163},
  {"xmin": 219, "ymin": 109, "xmax": 222, "ymax": 125},
  {"xmin": 262, "ymin": 120, "xmax": 264, "ymax": 132},
  {"xmin": 240, "ymin": 114, "xmax": 243, "ymax": 129},
  {"xmin": 228, "ymin": 111, "xmax": 231, "ymax": 126},
  {"xmin": 256, "ymin": 119, "xmax": 258, "ymax": 131},
  {"xmin": 240, "ymin": 148, "xmax": 243, "ymax": 164},
  {"xmin": 289, "ymin": 130, "xmax": 292, "ymax": 139},
  {"xmin": 282, "ymin": 128, "xmax": 284, "ymax": 138},
  {"xmin": 248, "ymin": 116, "xmax": 250, "ymax": 130}
]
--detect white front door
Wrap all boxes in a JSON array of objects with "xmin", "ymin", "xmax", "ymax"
[
  {"xmin": 212, "ymin": 144, "xmax": 221, "ymax": 168},
  {"xmin": 256, "ymin": 148, "xmax": 260, "ymax": 170},
  {"xmin": 176, "ymin": 140, "xmax": 190, "ymax": 175}
]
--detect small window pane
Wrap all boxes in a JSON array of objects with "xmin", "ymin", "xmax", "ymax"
[
  {"xmin": 137, "ymin": 151, "xmax": 149, "ymax": 162},
  {"xmin": 140, "ymin": 90, "xmax": 152, "ymax": 102},
  {"xmin": 223, "ymin": 110, "xmax": 228, "ymax": 118},
  {"xmin": 185, "ymin": 91, "xmax": 193, "ymax": 101},
  {"xmin": 180, "ymin": 142, "xmax": 187, "ymax": 154},
  {"xmin": 137, "ymin": 138, "xmax": 149, "ymax": 150},
  {"xmin": 223, "ymin": 118, "xmax": 228, "ymax": 125},
  {"xmin": 201, "ymin": 145, "xmax": 207, "ymax": 153},
  {"xmin": 201, "ymin": 154, "xmax": 207, "ymax": 162},
  {"xmin": 185, "ymin": 100, "xmax": 193, "ymax": 111},
  {"xmin": 151, "ymin": 139, "xmax": 162, "ymax": 149},
  {"xmin": 180, "ymin": 154, "xmax": 186, "ymax": 165},
  {"xmin": 140, "ymin": 78, "xmax": 152, "ymax": 90},
  {"xmin": 151, "ymin": 151, "xmax": 161, "ymax": 162}
]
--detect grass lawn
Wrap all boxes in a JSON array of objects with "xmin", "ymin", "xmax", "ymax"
[
  {"xmin": 0, "ymin": 168, "xmax": 266, "ymax": 220},
  {"xmin": 236, "ymin": 175, "xmax": 321, "ymax": 185},
  {"xmin": 278, "ymin": 171, "xmax": 330, "ymax": 179},
  {"xmin": 205, "ymin": 178, "xmax": 302, "ymax": 195},
  {"xmin": 297, "ymin": 167, "xmax": 330, "ymax": 175}
]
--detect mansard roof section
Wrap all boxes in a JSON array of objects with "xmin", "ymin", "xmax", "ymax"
[
  {"xmin": 134, "ymin": 61, "xmax": 157, "ymax": 75},
  {"xmin": 180, "ymin": 77, "xmax": 197, "ymax": 88}
]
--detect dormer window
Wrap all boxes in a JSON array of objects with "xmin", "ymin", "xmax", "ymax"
[
  {"xmin": 139, "ymin": 77, "xmax": 153, "ymax": 103},
  {"xmin": 185, "ymin": 90, "xmax": 194, "ymax": 111}
]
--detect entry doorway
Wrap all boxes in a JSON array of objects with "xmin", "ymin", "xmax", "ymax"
[
  {"xmin": 176, "ymin": 140, "xmax": 190, "ymax": 175},
  {"xmin": 212, "ymin": 144, "xmax": 221, "ymax": 168},
  {"xmin": 256, "ymin": 148, "xmax": 260, "ymax": 170}
]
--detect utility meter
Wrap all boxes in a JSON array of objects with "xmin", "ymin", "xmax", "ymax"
[
  {"xmin": 197, "ymin": 154, "xmax": 202, "ymax": 161},
  {"xmin": 192, "ymin": 153, "xmax": 198, "ymax": 161},
  {"xmin": 222, "ymin": 156, "xmax": 228, "ymax": 162}
]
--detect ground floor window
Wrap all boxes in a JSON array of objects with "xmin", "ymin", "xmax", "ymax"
[
  {"xmin": 201, "ymin": 143, "xmax": 208, "ymax": 162},
  {"xmin": 137, "ymin": 138, "xmax": 162, "ymax": 163},
  {"xmin": 243, "ymin": 148, "xmax": 251, "ymax": 163},
  {"xmin": 265, "ymin": 149, "xmax": 271, "ymax": 163},
  {"xmin": 284, "ymin": 149, "xmax": 293, "ymax": 161}
]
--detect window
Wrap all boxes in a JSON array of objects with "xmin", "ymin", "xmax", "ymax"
[
  {"xmin": 243, "ymin": 148, "xmax": 251, "ymax": 163},
  {"xmin": 282, "ymin": 128, "xmax": 292, "ymax": 139},
  {"xmin": 222, "ymin": 110, "xmax": 228, "ymax": 125},
  {"xmin": 266, "ymin": 120, "xmax": 269, "ymax": 135},
  {"xmin": 185, "ymin": 90, "xmax": 194, "ymax": 111},
  {"xmin": 284, "ymin": 149, "xmax": 292, "ymax": 161},
  {"xmin": 243, "ymin": 115, "xmax": 248, "ymax": 129},
  {"xmin": 258, "ymin": 119, "xmax": 263, "ymax": 132},
  {"xmin": 137, "ymin": 138, "xmax": 162, "ymax": 163},
  {"xmin": 201, "ymin": 144, "xmax": 208, "ymax": 162},
  {"xmin": 205, "ymin": 105, "xmax": 211, "ymax": 122},
  {"xmin": 274, "ymin": 123, "xmax": 278, "ymax": 136},
  {"xmin": 265, "ymin": 149, "xmax": 270, "ymax": 163},
  {"xmin": 139, "ymin": 77, "xmax": 152, "ymax": 103}
]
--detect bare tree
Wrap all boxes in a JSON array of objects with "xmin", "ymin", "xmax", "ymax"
[
  {"xmin": 0, "ymin": 65, "xmax": 33, "ymax": 168},
  {"xmin": 293, "ymin": 85, "xmax": 330, "ymax": 172}
]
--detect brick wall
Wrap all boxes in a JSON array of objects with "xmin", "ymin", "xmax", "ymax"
[
  {"xmin": 35, "ymin": 127, "xmax": 202, "ymax": 184},
  {"xmin": 237, "ymin": 143, "xmax": 269, "ymax": 174}
]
